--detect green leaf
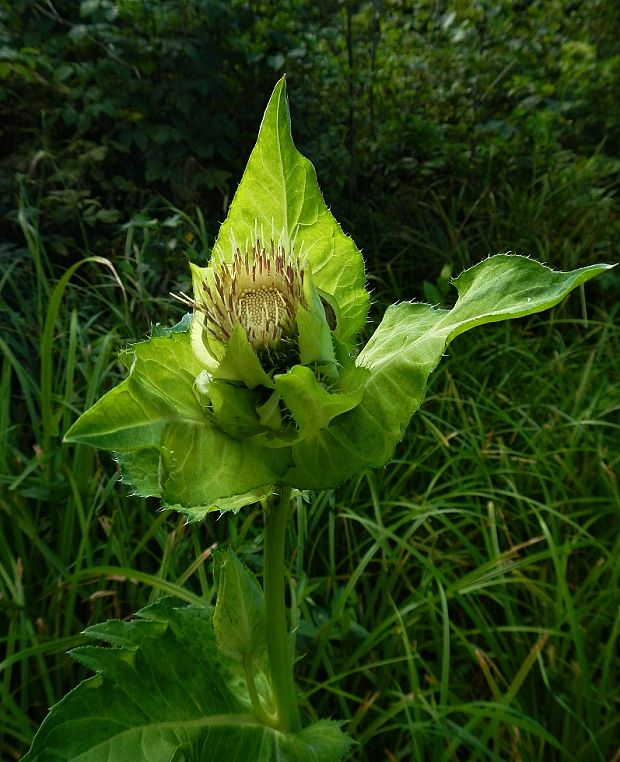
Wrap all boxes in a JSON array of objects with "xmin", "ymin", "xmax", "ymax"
[
  {"xmin": 283, "ymin": 256, "xmax": 612, "ymax": 487},
  {"xmin": 214, "ymin": 549, "xmax": 266, "ymax": 662},
  {"xmin": 296, "ymin": 306, "xmax": 336, "ymax": 368},
  {"xmin": 278, "ymin": 720, "xmax": 354, "ymax": 761},
  {"xmin": 177, "ymin": 487, "xmax": 275, "ymax": 522},
  {"xmin": 64, "ymin": 329, "xmax": 290, "ymax": 513},
  {"xmin": 152, "ymin": 312, "xmax": 193, "ymax": 337},
  {"xmin": 23, "ymin": 599, "xmax": 353, "ymax": 762},
  {"xmin": 276, "ymin": 365, "xmax": 368, "ymax": 438},
  {"xmin": 64, "ymin": 331, "xmax": 202, "ymax": 452},
  {"xmin": 214, "ymin": 323, "xmax": 275, "ymax": 389},
  {"xmin": 208, "ymin": 378, "xmax": 265, "ymax": 438},
  {"xmin": 212, "ymin": 77, "xmax": 368, "ymax": 348}
]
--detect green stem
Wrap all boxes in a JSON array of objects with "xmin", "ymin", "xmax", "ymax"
[{"xmin": 263, "ymin": 487, "xmax": 301, "ymax": 732}]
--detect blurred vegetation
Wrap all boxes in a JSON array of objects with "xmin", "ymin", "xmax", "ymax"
[
  {"xmin": 2, "ymin": 0, "xmax": 619, "ymax": 276},
  {"xmin": 1, "ymin": 1, "xmax": 619, "ymax": 760}
]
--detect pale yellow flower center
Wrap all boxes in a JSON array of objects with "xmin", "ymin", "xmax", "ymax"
[{"xmin": 201, "ymin": 241, "xmax": 304, "ymax": 349}]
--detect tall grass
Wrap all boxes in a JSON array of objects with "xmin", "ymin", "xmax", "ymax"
[
  {"xmin": 294, "ymin": 314, "xmax": 619, "ymax": 760},
  {"xmin": 1, "ymin": 196, "xmax": 618, "ymax": 761},
  {"xmin": 353, "ymin": 148, "xmax": 620, "ymax": 298}
]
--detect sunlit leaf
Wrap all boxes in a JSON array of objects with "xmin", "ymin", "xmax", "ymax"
[
  {"xmin": 283, "ymin": 256, "xmax": 612, "ymax": 487},
  {"xmin": 212, "ymin": 77, "xmax": 369, "ymax": 347}
]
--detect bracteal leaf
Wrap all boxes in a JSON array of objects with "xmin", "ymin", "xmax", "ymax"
[
  {"xmin": 64, "ymin": 327, "xmax": 290, "ymax": 514},
  {"xmin": 283, "ymin": 256, "xmax": 612, "ymax": 487},
  {"xmin": 208, "ymin": 378, "xmax": 265, "ymax": 438},
  {"xmin": 211, "ymin": 77, "xmax": 369, "ymax": 347},
  {"xmin": 213, "ymin": 323, "xmax": 275, "ymax": 389},
  {"xmin": 275, "ymin": 365, "xmax": 368, "ymax": 439}
]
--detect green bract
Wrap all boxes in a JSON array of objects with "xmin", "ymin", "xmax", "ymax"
[{"xmin": 65, "ymin": 78, "xmax": 611, "ymax": 519}]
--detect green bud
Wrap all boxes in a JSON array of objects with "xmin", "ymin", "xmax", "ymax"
[{"xmin": 175, "ymin": 232, "xmax": 351, "ymax": 443}]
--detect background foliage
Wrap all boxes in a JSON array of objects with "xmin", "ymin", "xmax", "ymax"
[{"xmin": 1, "ymin": 1, "xmax": 618, "ymax": 760}]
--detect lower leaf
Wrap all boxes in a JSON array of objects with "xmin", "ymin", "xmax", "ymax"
[{"xmin": 23, "ymin": 599, "xmax": 353, "ymax": 762}]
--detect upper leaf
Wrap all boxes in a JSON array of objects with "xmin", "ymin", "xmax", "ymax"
[
  {"xmin": 211, "ymin": 77, "xmax": 368, "ymax": 347},
  {"xmin": 66, "ymin": 256, "xmax": 610, "ymax": 512},
  {"xmin": 64, "ymin": 76, "xmax": 612, "ymax": 515},
  {"xmin": 282, "ymin": 256, "xmax": 612, "ymax": 487}
]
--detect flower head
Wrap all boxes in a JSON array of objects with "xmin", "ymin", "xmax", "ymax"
[
  {"xmin": 63, "ymin": 77, "xmax": 608, "ymax": 520},
  {"xmin": 199, "ymin": 240, "xmax": 305, "ymax": 350}
]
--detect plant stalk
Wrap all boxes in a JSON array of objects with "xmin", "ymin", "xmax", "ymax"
[{"xmin": 263, "ymin": 487, "xmax": 301, "ymax": 732}]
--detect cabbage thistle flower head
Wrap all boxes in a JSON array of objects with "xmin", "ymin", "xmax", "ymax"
[
  {"xmin": 64, "ymin": 77, "xmax": 611, "ymax": 519},
  {"xmin": 180, "ymin": 239, "xmax": 305, "ymax": 352}
]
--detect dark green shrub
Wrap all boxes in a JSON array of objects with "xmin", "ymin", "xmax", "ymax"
[{"xmin": 0, "ymin": 1, "xmax": 279, "ymax": 256}]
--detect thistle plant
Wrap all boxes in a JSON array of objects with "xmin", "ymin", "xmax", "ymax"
[{"xmin": 24, "ymin": 78, "xmax": 611, "ymax": 761}]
